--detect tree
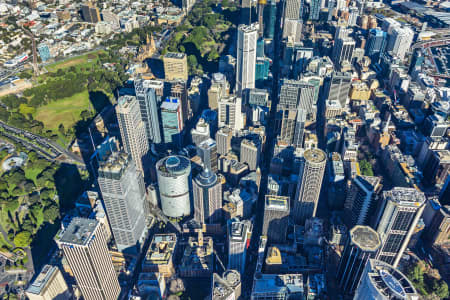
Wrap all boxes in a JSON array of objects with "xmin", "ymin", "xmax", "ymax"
[
  {"xmin": 434, "ymin": 280, "xmax": 449, "ymax": 299},
  {"xmin": 58, "ymin": 123, "xmax": 65, "ymax": 136},
  {"xmin": 13, "ymin": 231, "xmax": 32, "ymax": 248},
  {"xmin": 43, "ymin": 205, "xmax": 59, "ymax": 223}
]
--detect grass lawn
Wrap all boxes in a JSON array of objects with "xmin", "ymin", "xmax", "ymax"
[
  {"xmin": 24, "ymin": 167, "xmax": 44, "ymax": 185},
  {"xmin": 45, "ymin": 50, "xmax": 104, "ymax": 73},
  {"xmin": 34, "ymin": 90, "xmax": 90, "ymax": 131}
]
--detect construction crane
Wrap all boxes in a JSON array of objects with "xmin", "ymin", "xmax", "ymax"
[{"xmin": 21, "ymin": 26, "xmax": 39, "ymax": 77}]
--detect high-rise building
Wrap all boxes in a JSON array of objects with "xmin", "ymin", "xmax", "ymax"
[
  {"xmin": 344, "ymin": 176, "xmax": 382, "ymax": 228},
  {"xmin": 197, "ymin": 138, "xmax": 218, "ymax": 172},
  {"xmin": 163, "ymin": 52, "xmax": 188, "ymax": 81},
  {"xmin": 386, "ymin": 26, "xmax": 414, "ymax": 60},
  {"xmin": 212, "ymin": 270, "xmax": 242, "ymax": 300},
  {"xmin": 218, "ymin": 95, "xmax": 244, "ymax": 132},
  {"xmin": 182, "ymin": 0, "xmax": 195, "ymax": 12},
  {"xmin": 170, "ymin": 80, "xmax": 189, "ymax": 124},
  {"xmin": 134, "ymin": 79, "xmax": 162, "ymax": 144},
  {"xmin": 97, "ymin": 152, "xmax": 147, "ymax": 252},
  {"xmin": 293, "ymin": 148, "xmax": 326, "ymax": 224},
  {"xmin": 208, "ymin": 73, "xmax": 230, "ymax": 110},
  {"xmin": 354, "ymin": 259, "xmax": 419, "ymax": 299},
  {"xmin": 263, "ymin": 195, "xmax": 290, "ymax": 243},
  {"xmin": 191, "ymin": 118, "xmax": 211, "ymax": 146},
  {"xmin": 309, "ymin": 0, "xmax": 321, "ymax": 20},
  {"xmin": 157, "ymin": 155, "xmax": 192, "ymax": 218},
  {"xmin": 292, "ymin": 108, "xmax": 307, "ymax": 147},
  {"xmin": 337, "ymin": 226, "xmax": 382, "ymax": 295},
  {"xmin": 427, "ymin": 205, "xmax": 450, "ymax": 246},
  {"xmin": 26, "ymin": 265, "xmax": 70, "ymax": 300},
  {"xmin": 142, "ymin": 234, "xmax": 177, "ymax": 277},
  {"xmin": 116, "ymin": 95, "xmax": 149, "ymax": 175},
  {"xmin": 236, "ymin": 24, "xmax": 258, "ymax": 96},
  {"xmin": 216, "ymin": 127, "xmax": 233, "ymax": 155},
  {"xmin": 81, "ymin": 3, "xmax": 100, "ymax": 23},
  {"xmin": 56, "ymin": 218, "xmax": 120, "ymax": 300},
  {"xmin": 247, "ymin": 88, "xmax": 270, "ymax": 107},
  {"xmin": 375, "ymin": 187, "xmax": 426, "ymax": 267},
  {"xmin": 240, "ymin": 0, "xmax": 253, "ymax": 25},
  {"xmin": 284, "ymin": 0, "xmax": 302, "ymax": 19},
  {"xmin": 240, "ymin": 138, "xmax": 261, "ymax": 171},
  {"xmin": 366, "ymin": 28, "xmax": 387, "ymax": 63},
  {"xmin": 332, "ymin": 37, "xmax": 355, "ymax": 67},
  {"xmin": 227, "ymin": 218, "xmax": 252, "ymax": 274},
  {"xmin": 193, "ymin": 168, "xmax": 222, "ymax": 224},
  {"xmin": 263, "ymin": 0, "xmax": 277, "ymax": 39},
  {"xmin": 324, "ymin": 72, "xmax": 352, "ymax": 108},
  {"xmin": 279, "ymin": 79, "xmax": 316, "ymax": 115},
  {"xmin": 160, "ymin": 97, "xmax": 184, "ymax": 148},
  {"xmin": 282, "ymin": 19, "xmax": 302, "ymax": 43}
]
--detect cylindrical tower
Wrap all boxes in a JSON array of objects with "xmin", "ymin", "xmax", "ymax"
[
  {"xmin": 193, "ymin": 169, "xmax": 222, "ymax": 224},
  {"xmin": 337, "ymin": 225, "xmax": 382, "ymax": 295},
  {"xmin": 157, "ymin": 155, "xmax": 192, "ymax": 218},
  {"xmin": 293, "ymin": 148, "xmax": 326, "ymax": 224}
]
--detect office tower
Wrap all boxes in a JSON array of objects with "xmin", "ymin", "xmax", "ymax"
[
  {"xmin": 282, "ymin": 19, "xmax": 302, "ymax": 42},
  {"xmin": 257, "ymin": 0, "xmax": 265, "ymax": 36},
  {"xmin": 193, "ymin": 168, "xmax": 222, "ymax": 224},
  {"xmin": 328, "ymin": 152, "xmax": 346, "ymax": 209},
  {"xmin": 264, "ymin": 0, "xmax": 277, "ymax": 39},
  {"xmin": 423, "ymin": 150, "xmax": 450, "ymax": 186},
  {"xmin": 386, "ymin": 26, "xmax": 414, "ymax": 60},
  {"xmin": 292, "ymin": 108, "xmax": 306, "ymax": 147},
  {"xmin": 309, "ymin": 0, "xmax": 321, "ymax": 20},
  {"xmin": 182, "ymin": 0, "xmax": 194, "ymax": 12},
  {"xmin": 344, "ymin": 176, "xmax": 381, "ymax": 228},
  {"xmin": 134, "ymin": 79, "xmax": 162, "ymax": 144},
  {"xmin": 293, "ymin": 148, "xmax": 326, "ymax": 224},
  {"xmin": 216, "ymin": 127, "xmax": 233, "ymax": 155},
  {"xmin": 375, "ymin": 187, "xmax": 426, "ymax": 267},
  {"xmin": 236, "ymin": 24, "xmax": 258, "ymax": 96},
  {"xmin": 279, "ymin": 79, "xmax": 316, "ymax": 116},
  {"xmin": 97, "ymin": 152, "xmax": 147, "ymax": 252},
  {"xmin": 247, "ymin": 88, "xmax": 270, "ymax": 107},
  {"xmin": 240, "ymin": 138, "xmax": 261, "ymax": 171},
  {"xmin": 427, "ymin": 205, "xmax": 450, "ymax": 246},
  {"xmin": 191, "ymin": 118, "xmax": 211, "ymax": 146},
  {"xmin": 179, "ymin": 232, "xmax": 214, "ymax": 277},
  {"xmin": 284, "ymin": 0, "xmax": 302, "ymax": 19},
  {"xmin": 332, "ymin": 37, "xmax": 355, "ymax": 67},
  {"xmin": 81, "ymin": 3, "xmax": 100, "ymax": 23},
  {"xmin": 156, "ymin": 155, "xmax": 192, "ymax": 218},
  {"xmin": 365, "ymin": 28, "xmax": 387, "ymax": 63},
  {"xmin": 252, "ymin": 274, "xmax": 305, "ymax": 299},
  {"xmin": 142, "ymin": 234, "xmax": 177, "ymax": 277},
  {"xmin": 263, "ymin": 195, "xmax": 290, "ymax": 243},
  {"xmin": 354, "ymin": 259, "xmax": 419, "ymax": 299},
  {"xmin": 227, "ymin": 218, "xmax": 252, "ymax": 274},
  {"xmin": 337, "ymin": 226, "xmax": 382, "ymax": 295},
  {"xmin": 240, "ymin": 0, "xmax": 252, "ymax": 25},
  {"xmin": 324, "ymin": 72, "xmax": 352, "ymax": 108},
  {"xmin": 197, "ymin": 138, "xmax": 218, "ymax": 172},
  {"xmin": 294, "ymin": 47, "xmax": 313, "ymax": 75},
  {"xmin": 116, "ymin": 95, "xmax": 149, "ymax": 175},
  {"xmin": 56, "ymin": 218, "xmax": 120, "ymax": 300},
  {"xmin": 170, "ymin": 80, "xmax": 189, "ymax": 123},
  {"xmin": 160, "ymin": 97, "xmax": 183, "ymax": 148},
  {"xmin": 208, "ymin": 73, "xmax": 230, "ymax": 110},
  {"xmin": 26, "ymin": 265, "xmax": 70, "ymax": 300},
  {"xmin": 163, "ymin": 52, "xmax": 188, "ymax": 81},
  {"xmin": 212, "ymin": 270, "xmax": 242, "ymax": 300},
  {"xmin": 255, "ymin": 56, "xmax": 270, "ymax": 85},
  {"xmin": 218, "ymin": 95, "xmax": 244, "ymax": 132}
]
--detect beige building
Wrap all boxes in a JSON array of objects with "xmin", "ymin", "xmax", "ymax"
[
  {"xmin": 163, "ymin": 52, "xmax": 188, "ymax": 81},
  {"xmin": 26, "ymin": 265, "xmax": 70, "ymax": 300},
  {"xmin": 142, "ymin": 234, "xmax": 177, "ymax": 277}
]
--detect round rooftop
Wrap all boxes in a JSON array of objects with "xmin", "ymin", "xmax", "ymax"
[
  {"xmin": 157, "ymin": 155, "xmax": 191, "ymax": 176},
  {"xmin": 350, "ymin": 225, "xmax": 381, "ymax": 252},
  {"xmin": 304, "ymin": 148, "xmax": 326, "ymax": 164}
]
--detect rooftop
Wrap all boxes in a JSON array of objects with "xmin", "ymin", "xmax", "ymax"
[
  {"xmin": 383, "ymin": 187, "xmax": 426, "ymax": 207},
  {"xmin": 164, "ymin": 52, "xmax": 186, "ymax": 59},
  {"xmin": 156, "ymin": 155, "xmax": 191, "ymax": 176},
  {"xmin": 304, "ymin": 148, "xmax": 326, "ymax": 164},
  {"xmin": 57, "ymin": 217, "xmax": 98, "ymax": 246},
  {"xmin": 144, "ymin": 234, "xmax": 177, "ymax": 266},
  {"xmin": 26, "ymin": 265, "xmax": 59, "ymax": 295},
  {"xmin": 350, "ymin": 225, "xmax": 381, "ymax": 252},
  {"xmin": 265, "ymin": 195, "xmax": 290, "ymax": 211}
]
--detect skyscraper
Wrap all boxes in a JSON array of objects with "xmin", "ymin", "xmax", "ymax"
[
  {"xmin": 208, "ymin": 73, "xmax": 230, "ymax": 110},
  {"xmin": 193, "ymin": 168, "xmax": 222, "ymax": 224},
  {"xmin": 216, "ymin": 127, "xmax": 233, "ymax": 155},
  {"xmin": 218, "ymin": 95, "xmax": 244, "ymax": 132},
  {"xmin": 282, "ymin": 19, "xmax": 302, "ymax": 42},
  {"xmin": 309, "ymin": 0, "xmax": 321, "ymax": 20},
  {"xmin": 134, "ymin": 78, "xmax": 162, "ymax": 144},
  {"xmin": 163, "ymin": 52, "xmax": 188, "ymax": 81},
  {"xmin": 337, "ymin": 226, "xmax": 382, "ymax": 295},
  {"xmin": 240, "ymin": 138, "xmax": 261, "ymax": 171},
  {"xmin": 332, "ymin": 37, "xmax": 355, "ymax": 67},
  {"xmin": 116, "ymin": 95, "xmax": 149, "ymax": 175},
  {"xmin": 263, "ymin": 195, "xmax": 290, "ymax": 243},
  {"xmin": 240, "ymin": 0, "xmax": 252, "ymax": 25},
  {"xmin": 375, "ymin": 187, "xmax": 426, "ymax": 267},
  {"xmin": 386, "ymin": 26, "xmax": 414, "ymax": 60},
  {"xmin": 292, "ymin": 108, "xmax": 307, "ymax": 147},
  {"xmin": 344, "ymin": 176, "xmax": 381, "ymax": 228},
  {"xmin": 263, "ymin": 0, "xmax": 277, "ymax": 39},
  {"xmin": 157, "ymin": 155, "xmax": 192, "ymax": 218},
  {"xmin": 284, "ymin": 0, "xmax": 302, "ymax": 19},
  {"xmin": 366, "ymin": 28, "xmax": 387, "ymax": 63},
  {"xmin": 56, "ymin": 218, "xmax": 120, "ymax": 300},
  {"xmin": 161, "ymin": 97, "xmax": 184, "ymax": 148},
  {"xmin": 197, "ymin": 138, "xmax": 218, "ymax": 172},
  {"xmin": 354, "ymin": 259, "xmax": 419, "ymax": 299},
  {"xmin": 191, "ymin": 118, "xmax": 211, "ymax": 146},
  {"xmin": 227, "ymin": 218, "xmax": 252, "ymax": 274},
  {"xmin": 324, "ymin": 72, "xmax": 352, "ymax": 108},
  {"xmin": 97, "ymin": 152, "xmax": 147, "ymax": 252},
  {"xmin": 293, "ymin": 148, "xmax": 326, "ymax": 224},
  {"xmin": 81, "ymin": 3, "xmax": 100, "ymax": 23},
  {"xmin": 236, "ymin": 24, "xmax": 258, "ymax": 96},
  {"xmin": 26, "ymin": 265, "xmax": 70, "ymax": 300}
]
